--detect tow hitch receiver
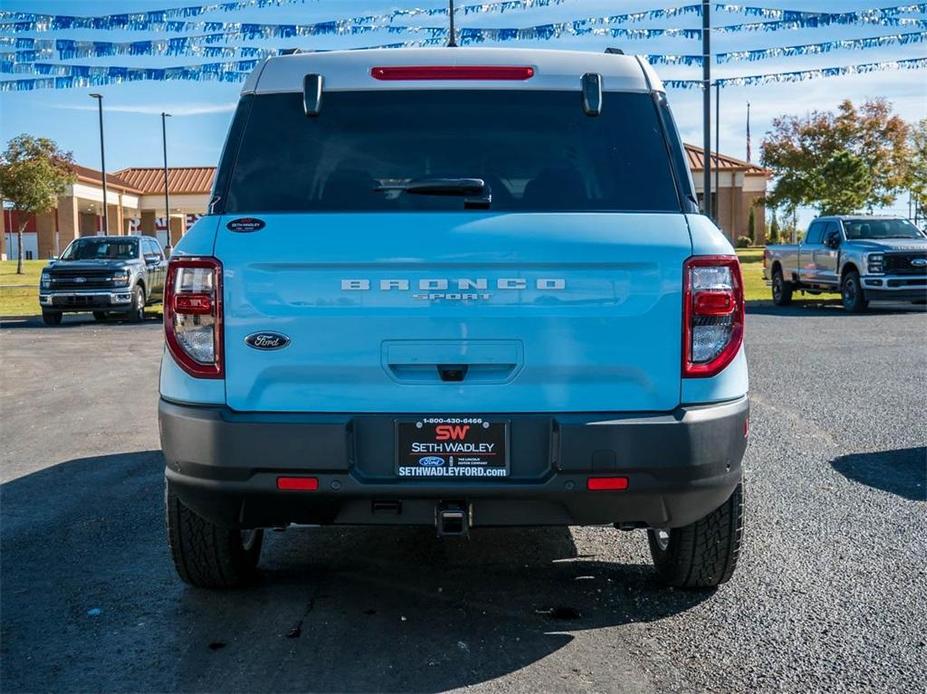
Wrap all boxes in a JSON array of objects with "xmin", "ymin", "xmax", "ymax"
[{"xmin": 436, "ymin": 501, "xmax": 469, "ymax": 537}]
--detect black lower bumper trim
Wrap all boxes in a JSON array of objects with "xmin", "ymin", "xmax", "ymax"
[{"xmin": 160, "ymin": 397, "xmax": 749, "ymax": 529}]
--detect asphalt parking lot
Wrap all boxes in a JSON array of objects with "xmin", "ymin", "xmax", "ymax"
[{"xmin": 1, "ymin": 303, "xmax": 925, "ymax": 693}]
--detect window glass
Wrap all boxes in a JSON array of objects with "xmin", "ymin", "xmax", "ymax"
[
  {"xmin": 60, "ymin": 238, "xmax": 138, "ymax": 260},
  {"xmin": 805, "ymin": 222, "xmax": 824, "ymax": 245},
  {"xmin": 223, "ymin": 90, "xmax": 681, "ymax": 214},
  {"xmin": 843, "ymin": 218, "xmax": 924, "ymax": 240}
]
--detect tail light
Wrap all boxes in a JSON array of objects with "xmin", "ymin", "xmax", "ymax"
[
  {"xmin": 164, "ymin": 256, "xmax": 223, "ymax": 379},
  {"xmin": 683, "ymin": 256, "xmax": 744, "ymax": 378}
]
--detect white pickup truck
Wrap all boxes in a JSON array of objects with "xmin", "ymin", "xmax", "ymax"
[{"xmin": 763, "ymin": 215, "xmax": 927, "ymax": 311}]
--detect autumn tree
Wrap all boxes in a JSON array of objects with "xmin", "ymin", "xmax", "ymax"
[
  {"xmin": 909, "ymin": 118, "xmax": 927, "ymax": 222},
  {"xmin": 0, "ymin": 135, "xmax": 75, "ymax": 273},
  {"xmin": 760, "ymin": 99, "xmax": 910, "ymax": 215}
]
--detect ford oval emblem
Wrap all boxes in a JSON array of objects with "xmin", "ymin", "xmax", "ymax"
[
  {"xmin": 912, "ymin": 258, "xmax": 927, "ymax": 267},
  {"xmin": 245, "ymin": 332, "xmax": 290, "ymax": 350},
  {"xmin": 418, "ymin": 456, "xmax": 446, "ymax": 467},
  {"xmin": 227, "ymin": 217, "xmax": 265, "ymax": 233}
]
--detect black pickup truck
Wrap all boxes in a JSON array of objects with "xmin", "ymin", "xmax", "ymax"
[{"xmin": 38, "ymin": 235, "xmax": 167, "ymax": 325}]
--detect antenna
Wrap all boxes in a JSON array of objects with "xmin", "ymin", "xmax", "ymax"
[{"xmin": 447, "ymin": 0, "xmax": 458, "ymax": 47}]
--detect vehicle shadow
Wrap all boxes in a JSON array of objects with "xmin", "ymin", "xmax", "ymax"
[
  {"xmin": 0, "ymin": 313, "xmax": 163, "ymax": 329},
  {"xmin": 746, "ymin": 300, "xmax": 926, "ymax": 317},
  {"xmin": 1, "ymin": 451, "xmax": 710, "ymax": 693},
  {"xmin": 831, "ymin": 447, "xmax": 927, "ymax": 502}
]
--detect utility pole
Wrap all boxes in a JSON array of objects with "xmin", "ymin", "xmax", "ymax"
[
  {"xmin": 89, "ymin": 93, "xmax": 108, "ymax": 234},
  {"xmin": 447, "ymin": 0, "xmax": 457, "ymax": 47},
  {"xmin": 715, "ymin": 80, "xmax": 720, "ymax": 224},
  {"xmin": 746, "ymin": 101, "xmax": 752, "ymax": 162},
  {"xmin": 161, "ymin": 113, "xmax": 172, "ymax": 239},
  {"xmin": 702, "ymin": 0, "xmax": 711, "ymax": 218}
]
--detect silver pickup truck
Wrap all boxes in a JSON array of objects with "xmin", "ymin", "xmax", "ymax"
[{"xmin": 763, "ymin": 215, "xmax": 927, "ymax": 311}]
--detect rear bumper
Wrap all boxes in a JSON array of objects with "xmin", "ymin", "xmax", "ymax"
[
  {"xmin": 159, "ymin": 396, "xmax": 749, "ymax": 530},
  {"xmin": 39, "ymin": 290, "xmax": 133, "ymax": 311}
]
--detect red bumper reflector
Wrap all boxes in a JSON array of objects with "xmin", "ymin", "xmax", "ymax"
[
  {"xmin": 371, "ymin": 65, "xmax": 535, "ymax": 81},
  {"xmin": 694, "ymin": 290, "xmax": 735, "ymax": 316},
  {"xmin": 173, "ymin": 292, "xmax": 213, "ymax": 315},
  {"xmin": 587, "ymin": 476, "xmax": 629, "ymax": 491},
  {"xmin": 276, "ymin": 477, "xmax": 319, "ymax": 491}
]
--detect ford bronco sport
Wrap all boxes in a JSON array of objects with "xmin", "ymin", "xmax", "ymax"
[{"xmin": 159, "ymin": 48, "xmax": 749, "ymax": 590}]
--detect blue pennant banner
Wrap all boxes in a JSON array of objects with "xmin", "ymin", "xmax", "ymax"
[
  {"xmin": 716, "ymin": 30, "xmax": 927, "ymax": 62},
  {"xmin": 714, "ymin": 3, "xmax": 927, "ymax": 22},
  {"xmin": 663, "ymin": 56, "xmax": 927, "ymax": 88},
  {"xmin": 0, "ymin": 2, "xmax": 706, "ymax": 32},
  {"xmin": 2, "ymin": 2, "xmax": 926, "ymax": 34},
  {"xmin": 714, "ymin": 15, "xmax": 927, "ymax": 32},
  {"xmin": 0, "ymin": 51, "xmax": 705, "ymax": 75},
  {"xmin": 3, "ymin": 55, "xmax": 924, "ymax": 92}
]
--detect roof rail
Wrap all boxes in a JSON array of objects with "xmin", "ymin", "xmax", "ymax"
[
  {"xmin": 280, "ymin": 48, "xmax": 301, "ymax": 56},
  {"xmin": 604, "ymin": 48, "xmax": 625, "ymax": 55}
]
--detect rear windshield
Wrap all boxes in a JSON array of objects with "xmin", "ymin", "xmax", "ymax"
[{"xmin": 221, "ymin": 90, "xmax": 681, "ymax": 213}]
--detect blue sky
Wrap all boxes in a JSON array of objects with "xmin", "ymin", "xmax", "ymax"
[{"xmin": 1, "ymin": 0, "xmax": 925, "ymax": 220}]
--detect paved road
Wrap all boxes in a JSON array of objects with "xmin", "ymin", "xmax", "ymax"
[{"xmin": 1, "ymin": 304, "xmax": 925, "ymax": 693}]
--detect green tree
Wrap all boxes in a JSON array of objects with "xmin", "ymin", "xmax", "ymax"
[
  {"xmin": 747, "ymin": 207, "xmax": 756, "ymax": 245},
  {"xmin": 909, "ymin": 118, "xmax": 927, "ymax": 222},
  {"xmin": 760, "ymin": 99, "xmax": 911, "ymax": 214},
  {"xmin": 817, "ymin": 150, "xmax": 872, "ymax": 215},
  {"xmin": 0, "ymin": 135, "xmax": 75, "ymax": 273},
  {"xmin": 768, "ymin": 208, "xmax": 780, "ymax": 245}
]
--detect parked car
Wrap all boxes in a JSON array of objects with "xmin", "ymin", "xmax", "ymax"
[
  {"xmin": 39, "ymin": 235, "xmax": 167, "ymax": 325},
  {"xmin": 763, "ymin": 216, "xmax": 927, "ymax": 311},
  {"xmin": 159, "ymin": 48, "xmax": 749, "ymax": 590}
]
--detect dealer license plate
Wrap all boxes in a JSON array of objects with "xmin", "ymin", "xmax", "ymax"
[{"xmin": 395, "ymin": 417, "xmax": 509, "ymax": 479}]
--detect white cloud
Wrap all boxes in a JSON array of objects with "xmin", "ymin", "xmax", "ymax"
[{"xmin": 51, "ymin": 102, "xmax": 236, "ymax": 116}]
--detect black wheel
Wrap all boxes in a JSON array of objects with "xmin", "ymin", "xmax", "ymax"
[
  {"xmin": 127, "ymin": 285, "xmax": 145, "ymax": 323},
  {"xmin": 93, "ymin": 311, "xmax": 108, "ymax": 322},
  {"xmin": 841, "ymin": 270, "xmax": 868, "ymax": 313},
  {"xmin": 771, "ymin": 267, "xmax": 793, "ymax": 306},
  {"xmin": 166, "ymin": 482, "xmax": 263, "ymax": 589},
  {"xmin": 648, "ymin": 482, "xmax": 743, "ymax": 589},
  {"xmin": 41, "ymin": 311, "xmax": 62, "ymax": 326}
]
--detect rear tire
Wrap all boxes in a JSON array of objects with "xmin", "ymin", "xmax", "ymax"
[
  {"xmin": 771, "ymin": 268, "xmax": 793, "ymax": 306},
  {"xmin": 648, "ymin": 482, "xmax": 743, "ymax": 589},
  {"xmin": 166, "ymin": 482, "xmax": 263, "ymax": 589},
  {"xmin": 841, "ymin": 270, "xmax": 868, "ymax": 313},
  {"xmin": 42, "ymin": 311, "xmax": 62, "ymax": 326}
]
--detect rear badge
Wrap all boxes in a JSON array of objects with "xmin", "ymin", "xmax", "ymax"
[
  {"xmin": 245, "ymin": 332, "xmax": 290, "ymax": 350},
  {"xmin": 227, "ymin": 217, "xmax": 265, "ymax": 232}
]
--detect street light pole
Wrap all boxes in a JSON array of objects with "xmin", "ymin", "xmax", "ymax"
[
  {"xmin": 89, "ymin": 93, "xmax": 108, "ymax": 234},
  {"xmin": 702, "ymin": 0, "xmax": 711, "ymax": 218},
  {"xmin": 715, "ymin": 80, "xmax": 720, "ymax": 224},
  {"xmin": 161, "ymin": 113, "xmax": 172, "ymax": 241}
]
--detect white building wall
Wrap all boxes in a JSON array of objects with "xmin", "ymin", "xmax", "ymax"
[{"xmin": 3, "ymin": 232, "xmax": 39, "ymax": 260}]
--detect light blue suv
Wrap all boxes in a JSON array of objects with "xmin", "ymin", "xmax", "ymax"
[{"xmin": 159, "ymin": 48, "xmax": 749, "ymax": 590}]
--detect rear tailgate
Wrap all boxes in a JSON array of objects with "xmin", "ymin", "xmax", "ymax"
[{"xmin": 217, "ymin": 212, "xmax": 691, "ymax": 413}]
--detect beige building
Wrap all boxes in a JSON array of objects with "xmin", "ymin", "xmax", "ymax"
[
  {"xmin": 2, "ymin": 147, "xmax": 767, "ymax": 260},
  {"xmin": 686, "ymin": 144, "xmax": 771, "ymax": 243}
]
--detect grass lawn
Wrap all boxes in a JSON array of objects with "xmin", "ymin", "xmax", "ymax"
[
  {"xmin": 735, "ymin": 247, "xmax": 771, "ymax": 303},
  {"xmin": 0, "ymin": 260, "xmax": 163, "ymax": 318},
  {"xmin": 0, "ymin": 260, "xmax": 47, "ymax": 316}
]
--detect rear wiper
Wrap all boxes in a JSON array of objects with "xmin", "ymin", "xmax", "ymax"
[{"xmin": 375, "ymin": 177, "xmax": 492, "ymax": 209}]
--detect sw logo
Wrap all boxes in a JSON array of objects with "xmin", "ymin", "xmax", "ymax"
[{"xmin": 435, "ymin": 424, "xmax": 470, "ymax": 441}]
